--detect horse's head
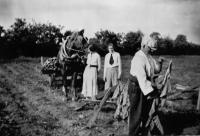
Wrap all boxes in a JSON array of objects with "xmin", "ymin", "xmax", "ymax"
[
  {"xmin": 58, "ymin": 29, "xmax": 88, "ymax": 62},
  {"xmin": 66, "ymin": 29, "xmax": 88, "ymax": 56}
]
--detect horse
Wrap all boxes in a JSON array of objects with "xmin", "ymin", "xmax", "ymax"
[{"xmin": 57, "ymin": 29, "xmax": 88, "ymax": 100}]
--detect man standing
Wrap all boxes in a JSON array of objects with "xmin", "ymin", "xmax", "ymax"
[
  {"xmin": 128, "ymin": 35, "xmax": 163, "ymax": 135},
  {"xmin": 103, "ymin": 43, "xmax": 122, "ymax": 90}
]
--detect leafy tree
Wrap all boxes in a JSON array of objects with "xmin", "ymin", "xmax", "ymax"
[
  {"xmin": 0, "ymin": 25, "xmax": 6, "ymax": 44},
  {"xmin": 0, "ymin": 25, "xmax": 5, "ymax": 37},
  {"xmin": 156, "ymin": 36, "xmax": 173, "ymax": 55},
  {"xmin": 174, "ymin": 34, "xmax": 189, "ymax": 54},
  {"xmin": 94, "ymin": 29, "xmax": 122, "ymax": 54},
  {"xmin": 122, "ymin": 30, "xmax": 143, "ymax": 55},
  {"xmin": 1, "ymin": 18, "xmax": 200, "ymax": 58},
  {"xmin": 1, "ymin": 18, "xmax": 64, "ymax": 58},
  {"xmin": 63, "ymin": 30, "xmax": 72, "ymax": 38},
  {"xmin": 4, "ymin": 18, "xmax": 28, "ymax": 57},
  {"xmin": 175, "ymin": 34, "xmax": 187, "ymax": 43}
]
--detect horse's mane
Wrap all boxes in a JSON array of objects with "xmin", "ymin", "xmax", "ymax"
[{"xmin": 66, "ymin": 32, "xmax": 80, "ymax": 49}]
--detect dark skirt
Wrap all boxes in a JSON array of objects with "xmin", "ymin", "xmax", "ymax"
[{"xmin": 128, "ymin": 75, "xmax": 153, "ymax": 136}]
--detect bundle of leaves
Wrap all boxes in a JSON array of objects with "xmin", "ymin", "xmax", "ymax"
[{"xmin": 41, "ymin": 57, "xmax": 60, "ymax": 74}]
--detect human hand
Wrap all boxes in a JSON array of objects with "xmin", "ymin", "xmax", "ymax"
[
  {"xmin": 117, "ymin": 74, "xmax": 121, "ymax": 80},
  {"xmin": 152, "ymin": 82, "xmax": 163, "ymax": 92},
  {"xmin": 156, "ymin": 83, "xmax": 163, "ymax": 90},
  {"xmin": 158, "ymin": 57, "xmax": 165, "ymax": 63},
  {"xmin": 117, "ymin": 76, "xmax": 121, "ymax": 81},
  {"xmin": 147, "ymin": 90, "xmax": 159, "ymax": 100}
]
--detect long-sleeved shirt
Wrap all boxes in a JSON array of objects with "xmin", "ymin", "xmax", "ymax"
[
  {"xmin": 103, "ymin": 52, "xmax": 122, "ymax": 79},
  {"xmin": 87, "ymin": 52, "xmax": 101, "ymax": 72},
  {"xmin": 130, "ymin": 50, "xmax": 159, "ymax": 95}
]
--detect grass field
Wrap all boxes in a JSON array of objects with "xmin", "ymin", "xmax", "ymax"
[{"xmin": 0, "ymin": 55, "xmax": 200, "ymax": 136}]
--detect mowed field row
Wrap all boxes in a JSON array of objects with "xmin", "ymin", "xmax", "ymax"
[
  {"xmin": 0, "ymin": 59, "xmax": 68, "ymax": 135},
  {"xmin": 0, "ymin": 56, "xmax": 200, "ymax": 135},
  {"xmin": 0, "ymin": 57, "xmax": 127, "ymax": 136}
]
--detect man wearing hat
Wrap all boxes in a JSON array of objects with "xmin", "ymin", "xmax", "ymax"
[
  {"xmin": 103, "ymin": 43, "xmax": 122, "ymax": 90},
  {"xmin": 128, "ymin": 35, "xmax": 164, "ymax": 135}
]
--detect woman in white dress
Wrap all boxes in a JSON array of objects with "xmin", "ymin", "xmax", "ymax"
[{"xmin": 82, "ymin": 44, "xmax": 101, "ymax": 100}]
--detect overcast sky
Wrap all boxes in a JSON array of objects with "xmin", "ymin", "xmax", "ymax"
[{"xmin": 0, "ymin": 0, "xmax": 200, "ymax": 44}]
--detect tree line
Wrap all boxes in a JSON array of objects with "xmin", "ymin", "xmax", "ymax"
[{"xmin": 0, "ymin": 18, "xmax": 200, "ymax": 59}]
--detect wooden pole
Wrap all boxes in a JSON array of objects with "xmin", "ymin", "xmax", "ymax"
[
  {"xmin": 197, "ymin": 88, "xmax": 200, "ymax": 110},
  {"xmin": 87, "ymin": 87, "xmax": 112, "ymax": 128}
]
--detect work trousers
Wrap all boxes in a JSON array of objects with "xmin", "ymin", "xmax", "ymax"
[
  {"xmin": 105, "ymin": 67, "xmax": 118, "ymax": 90},
  {"xmin": 128, "ymin": 75, "xmax": 153, "ymax": 136}
]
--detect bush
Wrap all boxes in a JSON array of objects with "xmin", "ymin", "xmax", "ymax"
[
  {"xmin": 0, "ymin": 18, "xmax": 65, "ymax": 58},
  {"xmin": 0, "ymin": 18, "xmax": 200, "ymax": 59}
]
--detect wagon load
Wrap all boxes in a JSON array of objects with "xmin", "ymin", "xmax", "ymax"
[
  {"xmin": 41, "ymin": 57, "xmax": 59, "ymax": 74},
  {"xmin": 112, "ymin": 81, "xmax": 130, "ymax": 120},
  {"xmin": 41, "ymin": 57, "xmax": 78, "ymax": 75}
]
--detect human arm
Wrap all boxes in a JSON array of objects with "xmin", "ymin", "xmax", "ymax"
[
  {"xmin": 103, "ymin": 55, "xmax": 107, "ymax": 81},
  {"xmin": 97, "ymin": 54, "xmax": 101, "ymax": 72},
  {"xmin": 86, "ymin": 54, "xmax": 90, "ymax": 65}
]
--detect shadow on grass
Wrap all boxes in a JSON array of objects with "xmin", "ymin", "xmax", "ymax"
[
  {"xmin": 160, "ymin": 111, "xmax": 200, "ymax": 135},
  {"xmin": 0, "ymin": 57, "xmax": 38, "ymax": 64}
]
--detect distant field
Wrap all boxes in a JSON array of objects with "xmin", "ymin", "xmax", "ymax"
[
  {"xmin": 100, "ymin": 55, "xmax": 200, "ymax": 87},
  {"xmin": 0, "ymin": 55, "xmax": 200, "ymax": 135}
]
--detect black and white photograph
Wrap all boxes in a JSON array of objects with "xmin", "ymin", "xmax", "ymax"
[{"xmin": 0, "ymin": 0, "xmax": 200, "ymax": 135}]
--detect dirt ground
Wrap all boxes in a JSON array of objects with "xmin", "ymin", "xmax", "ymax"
[{"xmin": 0, "ymin": 56, "xmax": 200, "ymax": 136}]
